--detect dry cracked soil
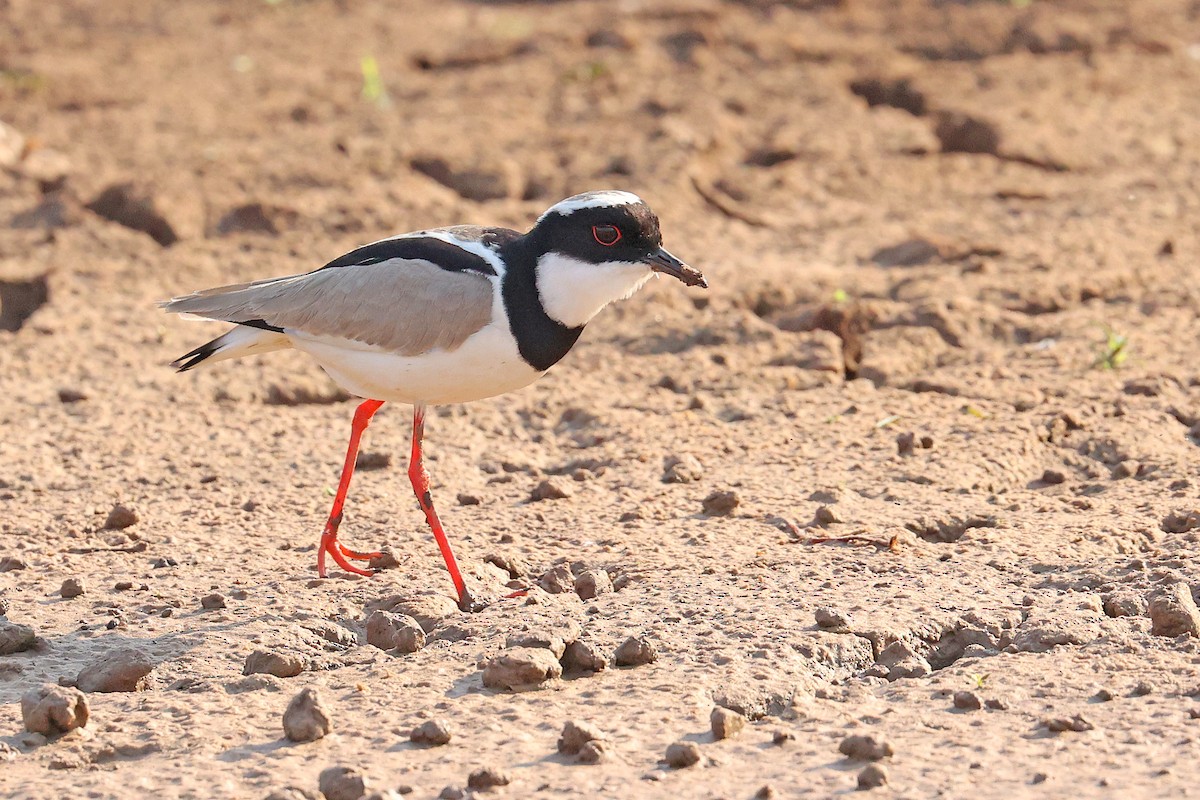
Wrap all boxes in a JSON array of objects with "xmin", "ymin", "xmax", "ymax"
[{"xmin": 2, "ymin": 0, "xmax": 1200, "ymax": 798}]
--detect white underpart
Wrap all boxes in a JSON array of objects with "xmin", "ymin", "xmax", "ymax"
[
  {"xmin": 288, "ymin": 271, "xmax": 541, "ymax": 406},
  {"xmin": 535, "ymin": 253, "xmax": 653, "ymax": 329},
  {"xmin": 537, "ymin": 191, "xmax": 645, "ymax": 223}
]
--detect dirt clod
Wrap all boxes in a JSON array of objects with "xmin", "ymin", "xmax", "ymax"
[
  {"xmin": 201, "ymin": 593, "xmax": 226, "ymax": 610},
  {"xmin": 665, "ymin": 741, "xmax": 701, "ymax": 768},
  {"xmin": 86, "ymin": 183, "xmax": 179, "ymax": 246},
  {"xmin": 481, "ymin": 647, "xmax": 562, "ymax": 690},
  {"xmin": 60, "ymin": 578, "xmax": 85, "ymax": 599},
  {"xmin": 701, "ymin": 490, "xmax": 740, "ymax": 517},
  {"xmin": 283, "ymin": 687, "xmax": 333, "ymax": 742},
  {"xmin": 0, "ymin": 620, "xmax": 34, "ymax": 656},
  {"xmin": 467, "ymin": 767, "xmax": 511, "ymax": 790},
  {"xmin": 1045, "ymin": 715, "xmax": 1094, "ymax": 733},
  {"xmin": 857, "ymin": 764, "xmax": 889, "ymax": 790},
  {"xmin": 411, "ymin": 719, "xmax": 452, "ymax": 747},
  {"xmin": 711, "ymin": 706, "xmax": 747, "ymax": 740},
  {"xmin": 815, "ymin": 607, "xmax": 851, "ymax": 630},
  {"xmin": 366, "ymin": 611, "xmax": 426, "ymax": 653},
  {"xmin": 530, "ymin": 478, "xmax": 571, "ymax": 502},
  {"xmin": 613, "ymin": 636, "xmax": 657, "ymax": 667},
  {"xmin": 574, "ymin": 569, "xmax": 613, "ymax": 600},
  {"xmin": 558, "ymin": 720, "xmax": 605, "ymax": 755},
  {"xmin": 1148, "ymin": 583, "xmax": 1200, "ymax": 638},
  {"xmin": 76, "ymin": 648, "xmax": 155, "ymax": 692},
  {"xmin": 244, "ymin": 649, "xmax": 307, "ymax": 679},
  {"xmin": 21, "ymin": 684, "xmax": 89, "ymax": 735},
  {"xmin": 561, "ymin": 640, "xmax": 609, "ymax": 674},
  {"xmin": 538, "ymin": 564, "xmax": 575, "ymax": 594},
  {"xmin": 663, "ymin": 455, "xmax": 704, "ymax": 483},
  {"xmin": 839, "ymin": 735, "xmax": 894, "ymax": 761},
  {"xmin": 367, "ymin": 548, "xmax": 401, "ymax": 571},
  {"xmin": 318, "ymin": 766, "xmax": 368, "ymax": 800},
  {"xmin": 103, "ymin": 504, "xmax": 139, "ymax": 530},
  {"xmin": 953, "ymin": 691, "xmax": 982, "ymax": 710}
]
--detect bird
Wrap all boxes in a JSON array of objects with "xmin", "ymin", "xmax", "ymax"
[{"xmin": 162, "ymin": 190, "xmax": 707, "ymax": 608}]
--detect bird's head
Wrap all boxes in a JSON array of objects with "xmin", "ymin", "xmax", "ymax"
[{"xmin": 526, "ymin": 191, "xmax": 707, "ymax": 328}]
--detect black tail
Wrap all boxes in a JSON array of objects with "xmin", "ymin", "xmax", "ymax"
[{"xmin": 172, "ymin": 337, "xmax": 222, "ymax": 372}]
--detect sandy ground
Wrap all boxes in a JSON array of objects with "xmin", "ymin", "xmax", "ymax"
[{"xmin": 2, "ymin": 0, "xmax": 1200, "ymax": 797}]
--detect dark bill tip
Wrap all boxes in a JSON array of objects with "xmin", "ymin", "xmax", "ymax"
[{"xmin": 646, "ymin": 247, "xmax": 707, "ymax": 289}]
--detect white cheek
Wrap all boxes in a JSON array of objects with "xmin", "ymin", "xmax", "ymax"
[{"xmin": 536, "ymin": 254, "xmax": 652, "ymax": 328}]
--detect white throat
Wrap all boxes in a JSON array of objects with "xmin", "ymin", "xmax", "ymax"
[{"xmin": 535, "ymin": 253, "xmax": 653, "ymax": 328}]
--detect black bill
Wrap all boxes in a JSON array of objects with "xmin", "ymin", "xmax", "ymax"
[{"xmin": 646, "ymin": 247, "xmax": 707, "ymax": 289}]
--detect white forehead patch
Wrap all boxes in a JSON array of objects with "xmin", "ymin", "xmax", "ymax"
[{"xmin": 538, "ymin": 191, "xmax": 645, "ymax": 222}]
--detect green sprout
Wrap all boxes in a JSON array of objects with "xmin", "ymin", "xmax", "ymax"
[
  {"xmin": 833, "ymin": 288, "xmax": 849, "ymax": 304},
  {"xmin": 1094, "ymin": 325, "xmax": 1130, "ymax": 370},
  {"xmin": 970, "ymin": 673, "xmax": 989, "ymax": 690},
  {"xmin": 360, "ymin": 55, "xmax": 391, "ymax": 108}
]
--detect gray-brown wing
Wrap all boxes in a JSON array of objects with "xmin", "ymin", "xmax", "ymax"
[{"xmin": 162, "ymin": 260, "xmax": 495, "ymax": 356}]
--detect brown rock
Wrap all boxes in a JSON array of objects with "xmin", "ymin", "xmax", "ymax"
[
  {"xmin": 369, "ymin": 593, "xmax": 458, "ymax": 633},
  {"xmin": 538, "ymin": 564, "xmax": 575, "ymax": 594},
  {"xmin": 702, "ymin": 490, "xmax": 740, "ymax": 516},
  {"xmin": 467, "ymin": 767, "xmax": 511, "ymax": 790},
  {"xmin": 0, "ymin": 620, "xmax": 36, "ymax": 655},
  {"xmin": 76, "ymin": 648, "xmax": 155, "ymax": 692},
  {"xmin": 0, "ymin": 556, "xmax": 27, "ymax": 572},
  {"xmin": 574, "ymin": 569, "xmax": 613, "ymax": 600},
  {"xmin": 614, "ymin": 636, "xmax": 657, "ymax": 667},
  {"xmin": 953, "ymin": 691, "xmax": 982, "ymax": 710},
  {"xmin": 934, "ymin": 111, "xmax": 1001, "ymax": 155},
  {"xmin": 665, "ymin": 741, "xmax": 701, "ymax": 768},
  {"xmin": 577, "ymin": 740, "xmax": 607, "ymax": 763},
  {"xmin": 710, "ymin": 706, "xmax": 747, "ymax": 740},
  {"xmin": 663, "ymin": 455, "xmax": 704, "ymax": 483},
  {"xmin": 319, "ymin": 766, "xmax": 368, "ymax": 800},
  {"xmin": 283, "ymin": 687, "xmax": 333, "ymax": 742},
  {"xmin": 21, "ymin": 684, "xmax": 89, "ymax": 735},
  {"xmin": 815, "ymin": 607, "xmax": 851, "ymax": 630},
  {"xmin": 530, "ymin": 478, "xmax": 571, "ymax": 502},
  {"xmin": 561, "ymin": 640, "xmax": 609, "ymax": 674},
  {"xmin": 60, "ymin": 578, "xmax": 85, "ymax": 599},
  {"xmin": 857, "ymin": 764, "xmax": 888, "ymax": 790},
  {"xmin": 1148, "ymin": 583, "xmax": 1200, "ymax": 638},
  {"xmin": 366, "ymin": 611, "xmax": 426, "ymax": 652},
  {"xmin": 1045, "ymin": 714, "xmax": 1094, "ymax": 733},
  {"xmin": 86, "ymin": 183, "xmax": 179, "ymax": 246},
  {"xmin": 558, "ymin": 720, "xmax": 605, "ymax": 755},
  {"xmin": 504, "ymin": 623, "xmax": 579, "ymax": 658},
  {"xmin": 367, "ymin": 548, "xmax": 400, "ymax": 572},
  {"xmin": 244, "ymin": 649, "xmax": 307, "ymax": 678},
  {"xmin": 411, "ymin": 719, "xmax": 452, "ymax": 746},
  {"xmin": 839, "ymin": 734, "xmax": 894, "ymax": 761},
  {"xmin": 481, "ymin": 647, "xmax": 562, "ymax": 690},
  {"xmin": 201, "ymin": 592, "xmax": 226, "ymax": 610},
  {"xmin": 103, "ymin": 503, "xmax": 139, "ymax": 530}
]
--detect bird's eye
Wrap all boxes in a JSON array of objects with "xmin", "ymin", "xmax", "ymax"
[{"xmin": 592, "ymin": 224, "xmax": 622, "ymax": 246}]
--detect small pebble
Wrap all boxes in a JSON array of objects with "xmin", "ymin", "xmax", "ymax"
[
  {"xmin": 60, "ymin": 578, "xmax": 85, "ymax": 599},
  {"xmin": 1045, "ymin": 714, "xmax": 1094, "ymax": 733},
  {"xmin": 538, "ymin": 564, "xmax": 575, "ymax": 594},
  {"xmin": 613, "ymin": 636, "xmax": 657, "ymax": 667},
  {"xmin": 665, "ymin": 741, "xmax": 701, "ymax": 768},
  {"xmin": 701, "ymin": 490, "xmax": 739, "ymax": 516},
  {"xmin": 814, "ymin": 505, "xmax": 843, "ymax": 526},
  {"xmin": 103, "ymin": 503, "xmax": 139, "ymax": 530},
  {"xmin": 530, "ymin": 479, "xmax": 571, "ymax": 501},
  {"xmin": 772, "ymin": 730, "xmax": 796, "ymax": 746},
  {"xmin": 0, "ymin": 620, "xmax": 34, "ymax": 656},
  {"xmin": 815, "ymin": 607, "xmax": 851, "ymax": 630},
  {"xmin": 574, "ymin": 569, "xmax": 613, "ymax": 600},
  {"xmin": 755, "ymin": 787, "xmax": 775, "ymax": 800},
  {"xmin": 201, "ymin": 593, "xmax": 226, "ymax": 610},
  {"xmin": 1148, "ymin": 582, "xmax": 1200, "ymax": 638},
  {"xmin": 857, "ymin": 764, "xmax": 888, "ymax": 790},
  {"xmin": 481, "ymin": 647, "xmax": 562, "ymax": 690},
  {"xmin": 1040, "ymin": 469, "xmax": 1066, "ymax": 485},
  {"xmin": 467, "ymin": 767, "xmax": 511, "ymax": 790},
  {"xmin": 662, "ymin": 454, "xmax": 704, "ymax": 483},
  {"xmin": 283, "ymin": 687, "xmax": 333, "ymax": 742},
  {"xmin": 710, "ymin": 706, "xmax": 747, "ymax": 740},
  {"xmin": 561, "ymin": 640, "xmax": 608, "ymax": 673},
  {"xmin": 953, "ymin": 691, "xmax": 982, "ymax": 710},
  {"xmin": 411, "ymin": 719, "xmax": 452, "ymax": 747},
  {"xmin": 0, "ymin": 556, "xmax": 27, "ymax": 573},
  {"xmin": 438, "ymin": 788, "xmax": 464, "ymax": 800},
  {"xmin": 368, "ymin": 548, "xmax": 400, "ymax": 571},
  {"xmin": 244, "ymin": 649, "xmax": 306, "ymax": 678},
  {"xmin": 457, "ymin": 493, "xmax": 481, "ymax": 506},
  {"xmin": 577, "ymin": 740, "xmax": 607, "ymax": 764},
  {"xmin": 839, "ymin": 734, "xmax": 894, "ymax": 761},
  {"xmin": 318, "ymin": 766, "xmax": 368, "ymax": 800},
  {"xmin": 558, "ymin": 720, "xmax": 604, "ymax": 755}
]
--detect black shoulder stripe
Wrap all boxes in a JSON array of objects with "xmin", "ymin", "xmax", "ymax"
[
  {"xmin": 499, "ymin": 238, "xmax": 584, "ymax": 372},
  {"xmin": 238, "ymin": 318, "xmax": 284, "ymax": 332},
  {"xmin": 318, "ymin": 235, "xmax": 497, "ymax": 275}
]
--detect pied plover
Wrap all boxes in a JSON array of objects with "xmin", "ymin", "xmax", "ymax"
[{"xmin": 163, "ymin": 190, "xmax": 707, "ymax": 607}]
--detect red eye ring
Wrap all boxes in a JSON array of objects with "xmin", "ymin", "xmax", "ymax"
[{"xmin": 592, "ymin": 224, "xmax": 622, "ymax": 246}]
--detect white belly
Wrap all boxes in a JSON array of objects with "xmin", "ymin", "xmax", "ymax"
[{"xmin": 289, "ymin": 320, "xmax": 545, "ymax": 405}]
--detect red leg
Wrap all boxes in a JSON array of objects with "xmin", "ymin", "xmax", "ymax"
[
  {"xmin": 317, "ymin": 399, "xmax": 385, "ymax": 578},
  {"xmin": 408, "ymin": 404, "xmax": 467, "ymax": 604}
]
